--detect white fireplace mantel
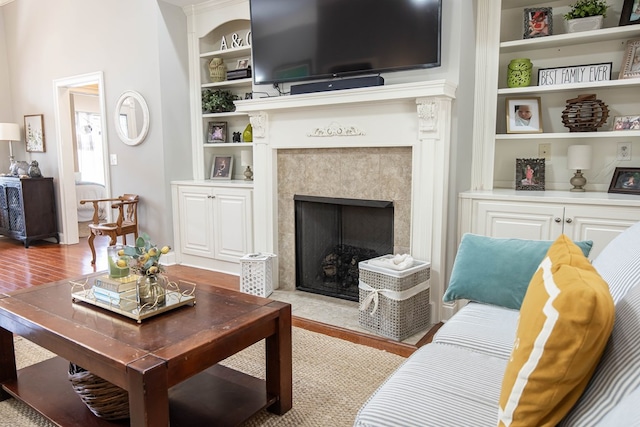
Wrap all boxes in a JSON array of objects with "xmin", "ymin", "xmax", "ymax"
[{"xmin": 236, "ymin": 80, "xmax": 457, "ymax": 322}]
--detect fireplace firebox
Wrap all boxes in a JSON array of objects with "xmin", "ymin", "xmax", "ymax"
[{"xmin": 294, "ymin": 195, "xmax": 394, "ymax": 301}]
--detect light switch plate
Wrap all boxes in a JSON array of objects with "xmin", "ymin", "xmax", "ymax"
[
  {"xmin": 617, "ymin": 142, "xmax": 631, "ymax": 161},
  {"xmin": 110, "ymin": 154, "xmax": 118, "ymax": 165},
  {"xmin": 538, "ymin": 143, "xmax": 551, "ymax": 160}
]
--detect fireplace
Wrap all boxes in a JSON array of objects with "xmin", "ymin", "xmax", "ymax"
[{"xmin": 294, "ymin": 195, "xmax": 394, "ymax": 301}]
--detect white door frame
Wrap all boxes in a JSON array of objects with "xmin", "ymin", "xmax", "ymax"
[{"xmin": 53, "ymin": 71, "xmax": 111, "ymax": 244}]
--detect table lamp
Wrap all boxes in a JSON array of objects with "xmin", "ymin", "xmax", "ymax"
[
  {"xmin": 241, "ymin": 150, "xmax": 253, "ymax": 181},
  {"xmin": 567, "ymin": 145, "xmax": 592, "ymax": 192},
  {"xmin": 0, "ymin": 123, "xmax": 21, "ymax": 174}
]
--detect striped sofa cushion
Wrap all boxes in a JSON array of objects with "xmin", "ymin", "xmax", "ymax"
[
  {"xmin": 593, "ymin": 385, "xmax": 640, "ymax": 427},
  {"xmin": 559, "ymin": 281, "xmax": 640, "ymax": 426},
  {"xmin": 592, "ymin": 221, "xmax": 640, "ymax": 303},
  {"xmin": 354, "ymin": 343, "xmax": 507, "ymax": 427},
  {"xmin": 432, "ymin": 302, "xmax": 518, "ymax": 359}
]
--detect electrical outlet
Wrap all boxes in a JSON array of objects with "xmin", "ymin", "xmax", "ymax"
[
  {"xmin": 617, "ymin": 142, "xmax": 631, "ymax": 161},
  {"xmin": 538, "ymin": 143, "xmax": 551, "ymax": 160},
  {"xmin": 110, "ymin": 154, "xmax": 118, "ymax": 165}
]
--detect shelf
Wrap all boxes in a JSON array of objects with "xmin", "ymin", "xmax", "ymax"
[
  {"xmin": 202, "ymin": 78, "xmax": 252, "ymax": 89},
  {"xmin": 500, "ymin": 25, "xmax": 640, "ymax": 53},
  {"xmin": 497, "ymin": 78, "xmax": 640, "ymax": 95},
  {"xmin": 496, "ymin": 130, "xmax": 640, "ymax": 139},
  {"xmin": 202, "ymin": 111, "xmax": 248, "ymax": 118},
  {"xmin": 200, "ymin": 45, "xmax": 251, "ymax": 60},
  {"xmin": 204, "ymin": 142, "xmax": 252, "ymax": 148}
]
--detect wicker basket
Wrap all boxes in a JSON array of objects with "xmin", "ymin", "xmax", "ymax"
[
  {"xmin": 358, "ymin": 256, "xmax": 431, "ymax": 341},
  {"xmin": 68, "ymin": 363, "xmax": 129, "ymax": 420}
]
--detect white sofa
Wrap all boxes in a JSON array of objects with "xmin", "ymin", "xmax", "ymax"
[{"xmin": 354, "ymin": 223, "xmax": 640, "ymax": 426}]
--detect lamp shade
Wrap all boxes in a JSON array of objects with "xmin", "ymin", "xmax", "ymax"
[
  {"xmin": 241, "ymin": 149, "xmax": 252, "ymax": 167},
  {"xmin": 567, "ymin": 145, "xmax": 592, "ymax": 170},
  {"xmin": 0, "ymin": 123, "xmax": 21, "ymax": 141}
]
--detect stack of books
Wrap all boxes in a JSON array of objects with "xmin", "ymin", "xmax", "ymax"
[{"xmin": 92, "ymin": 274, "xmax": 140, "ymax": 309}]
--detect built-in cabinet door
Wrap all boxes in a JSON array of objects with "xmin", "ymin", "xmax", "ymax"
[
  {"xmin": 212, "ymin": 188, "xmax": 253, "ymax": 262},
  {"xmin": 563, "ymin": 206, "xmax": 640, "ymax": 260},
  {"xmin": 177, "ymin": 186, "xmax": 215, "ymax": 257},
  {"xmin": 473, "ymin": 200, "xmax": 563, "ymax": 240}
]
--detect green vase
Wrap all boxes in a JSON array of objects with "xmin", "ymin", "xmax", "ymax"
[
  {"xmin": 507, "ymin": 58, "xmax": 532, "ymax": 88},
  {"xmin": 242, "ymin": 123, "xmax": 253, "ymax": 142}
]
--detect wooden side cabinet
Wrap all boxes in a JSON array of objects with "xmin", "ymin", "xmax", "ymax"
[{"xmin": 0, "ymin": 177, "xmax": 59, "ymax": 247}]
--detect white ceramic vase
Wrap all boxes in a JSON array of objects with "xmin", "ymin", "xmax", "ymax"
[{"xmin": 565, "ymin": 15, "xmax": 604, "ymax": 33}]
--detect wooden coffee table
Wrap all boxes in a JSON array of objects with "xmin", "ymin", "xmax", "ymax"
[{"xmin": 0, "ymin": 275, "xmax": 292, "ymax": 426}]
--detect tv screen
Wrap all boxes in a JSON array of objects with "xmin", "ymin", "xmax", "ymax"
[{"xmin": 249, "ymin": 0, "xmax": 442, "ymax": 86}]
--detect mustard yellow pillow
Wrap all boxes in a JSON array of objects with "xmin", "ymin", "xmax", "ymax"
[{"xmin": 498, "ymin": 235, "xmax": 615, "ymax": 427}]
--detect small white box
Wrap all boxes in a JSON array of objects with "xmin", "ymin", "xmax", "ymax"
[{"xmin": 240, "ymin": 253, "xmax": 276, "ymax": 297}]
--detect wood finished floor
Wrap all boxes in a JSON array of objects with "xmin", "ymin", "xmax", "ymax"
[{"xmin": 0, "ymin": 236, "xmax": 440, "ymax": 356}]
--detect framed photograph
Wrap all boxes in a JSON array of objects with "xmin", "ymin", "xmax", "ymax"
[
  {"xmin": 619, "ymin": 0, "xmax": 640, "ymax": 25},
  {"xmin": 608, "ymin": 167, "xmax": 640, "ymax": 194},
  {"xmin": 211, "ymin": 155, "xmax": 233, "ymax": 180},
  {"xmin": 24, "ymin": 114, "xmax": 45, "ymax": 152},
  {"xmin": 236, "ymin": 59, "xmax": 249, "ymax": 69},
  {"xmin": 516, "ymin": 158, "xmax": 545, "ymax": 191},
  {"xmin": 506, "ymin": 97, "xmax": 543, "ymax": 133},
  {"xmin": 612, "ymin": 115, "xmax": 640, "ymax": 130},
  {"xmin": 537, "ymin": 62, "xmax": 612, "ymax": 86},
  {"xmin": 524, "ymin": 8, "xmax": 552, "ymax": 39},
  {"xmin": 206, "ymin": 121, "xmax": 227, "ymax": 143},
  {"xmin": 619, "ymin": 39, "xmax": 640, "ymax": 79}
]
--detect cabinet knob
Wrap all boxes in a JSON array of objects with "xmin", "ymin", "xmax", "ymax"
[
  {"xmin": 208, "ymin": 195, "xmax": 215, "ymax": 199},
  {"xmin": 554, "ymin": 217, "xmax": 562, "ymax": 223},
  {"xmin": 565, "ymin": 218, "xmax": 572, "ymax": 224}
]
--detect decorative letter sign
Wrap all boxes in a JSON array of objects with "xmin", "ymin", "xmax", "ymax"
[
  {"xmin": 537, "ymin": 63, "xmax": 612, "ymax": 86},
  {"xmin": 220, "ymin": 31, "xmax": 252, "ymax": 51}
]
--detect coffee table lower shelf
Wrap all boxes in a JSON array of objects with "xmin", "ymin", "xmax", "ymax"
[{"xmin": 2, "ymin": 357, "xmax": 276, "ymax": 427}]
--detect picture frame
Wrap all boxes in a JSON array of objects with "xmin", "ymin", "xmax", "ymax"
[
  {"xmin": 523, "ymin": 7, "xmax": 552, "ymax": 39},
  {"xmin": 516, "ymin": 158, "xmax": 545, "ymax": 191},
  {"xmin": 612, "ymin": 115, "xmax": 640, "ymax": 130},
  {"xmin": 537, "ymin": 62, "xmax": 612, "ymax": 86},
  {"xmin": 619, "ymin": 39, "xmax": 640, "ymax": 79},
  {"xmin": 206, "ymin": 121, "xmax": 227, "ymax": 143},
  {"xmin": 506, "ymin": 97, "xmax": 543, "ymax": 134},
  {"xmin": 24, "ymin": 114, "xmax": 45, "ymax": 152},
  {"xmin": 619, "ymin": 0, "xmax": 640, "ymax": 26},
  {"xmin": 236, "ymin": 59, "xmax": 249, "ymax": 69},
  {"xmin": 211, "ymin": 155, "xmax": 233, "ymax": 180},
  {"xmin": 608, "ymin": 167, "xmax": 640, "ymax": 194}
]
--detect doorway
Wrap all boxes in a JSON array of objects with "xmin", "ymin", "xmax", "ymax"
[{"xmin": 53, "ymin": 72, "xmax": 111, "ymax": 245}]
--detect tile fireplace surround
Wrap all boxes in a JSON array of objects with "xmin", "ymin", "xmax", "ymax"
[{"xmin": 236, "ymin": 80, "xmax": 457, "ymax": 322}]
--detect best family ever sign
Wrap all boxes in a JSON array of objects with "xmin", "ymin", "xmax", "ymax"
[{"xmin": 537, "ymin": 62, "xmax": 612, "ymax": 86}]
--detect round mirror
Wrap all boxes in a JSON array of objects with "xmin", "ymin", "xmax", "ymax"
[{"xmin": 114, "ymin": 90, "xmax": 150, "ymax": 146}]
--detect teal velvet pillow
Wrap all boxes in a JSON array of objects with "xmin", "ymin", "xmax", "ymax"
[{"xmin": 443, "ymin": 234, "xmax": 593, "ymax": 310}]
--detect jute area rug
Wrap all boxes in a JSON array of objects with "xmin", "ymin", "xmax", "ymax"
[{"xmin": 1, "ymin": 328, "xmax": 406, "ymax": 426}]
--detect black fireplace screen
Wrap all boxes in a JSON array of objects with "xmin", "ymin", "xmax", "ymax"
[{"xmin": 294, "ymin": 195, "xmax": 394, "ymax": 301}]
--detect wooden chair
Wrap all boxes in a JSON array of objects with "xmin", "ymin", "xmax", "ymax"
[{"xmin": 79, "ymin": 194, "xmax": 139, "ymax": 265}]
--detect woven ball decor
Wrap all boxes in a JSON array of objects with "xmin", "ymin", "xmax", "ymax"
[{"xmin": 561, "ymin": 94, "xmax": 609, "ymax": 132}]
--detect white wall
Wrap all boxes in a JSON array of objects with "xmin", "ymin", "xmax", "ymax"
[{"xmin": 0, "ymin": 0, "xmax": 191, "ymax": 247}]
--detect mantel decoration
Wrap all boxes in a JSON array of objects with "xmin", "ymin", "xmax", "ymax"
[
  {"xmin": 122, "ymin": 233, "xmax": 171, "ymax": 307},
  {"xmin": 201, "ymin": 89, "xmax": 238, "ymax": 114},
  {"xmin": 564, "ymin": 0, "xmax": 608, "ymax": 32},
  {"xmin": 561, "ymin": 94, "xmax": 609, "ymax": 132}
]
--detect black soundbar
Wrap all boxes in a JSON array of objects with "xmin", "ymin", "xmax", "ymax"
[{"xmin": 291, "ymin": 76, "xmax": 384, "ymax": 95}]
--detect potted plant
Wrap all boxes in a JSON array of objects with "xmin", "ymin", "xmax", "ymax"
[
  {"xmin": 564, "ymin": 0, "xmax": 608, "ymax": 32},
  {"xmin": 201, "ymin": 89, "xmax": 239, "ymax": 114}
]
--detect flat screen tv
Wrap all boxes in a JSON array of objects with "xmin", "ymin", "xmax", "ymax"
[{"xmin": 249, "ymin": 0, "xmax": 442, "ymax": 87}]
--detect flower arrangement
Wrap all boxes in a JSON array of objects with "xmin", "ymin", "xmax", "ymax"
[
  {"xmin": 564, "ymin": 0, "xmax": 608, "ymax": 20},
  {"xmin": 121, "ymin": 233, "xmax": 170, "ymax": 277}
]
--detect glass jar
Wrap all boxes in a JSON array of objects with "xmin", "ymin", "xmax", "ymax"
[
  {"xmin": 107, "ymin": 245, "xmax": 130, "ymax": 279},
  {"xmin": 136, "ymin": 274, "xmax": 167, "ymax": 307}
]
